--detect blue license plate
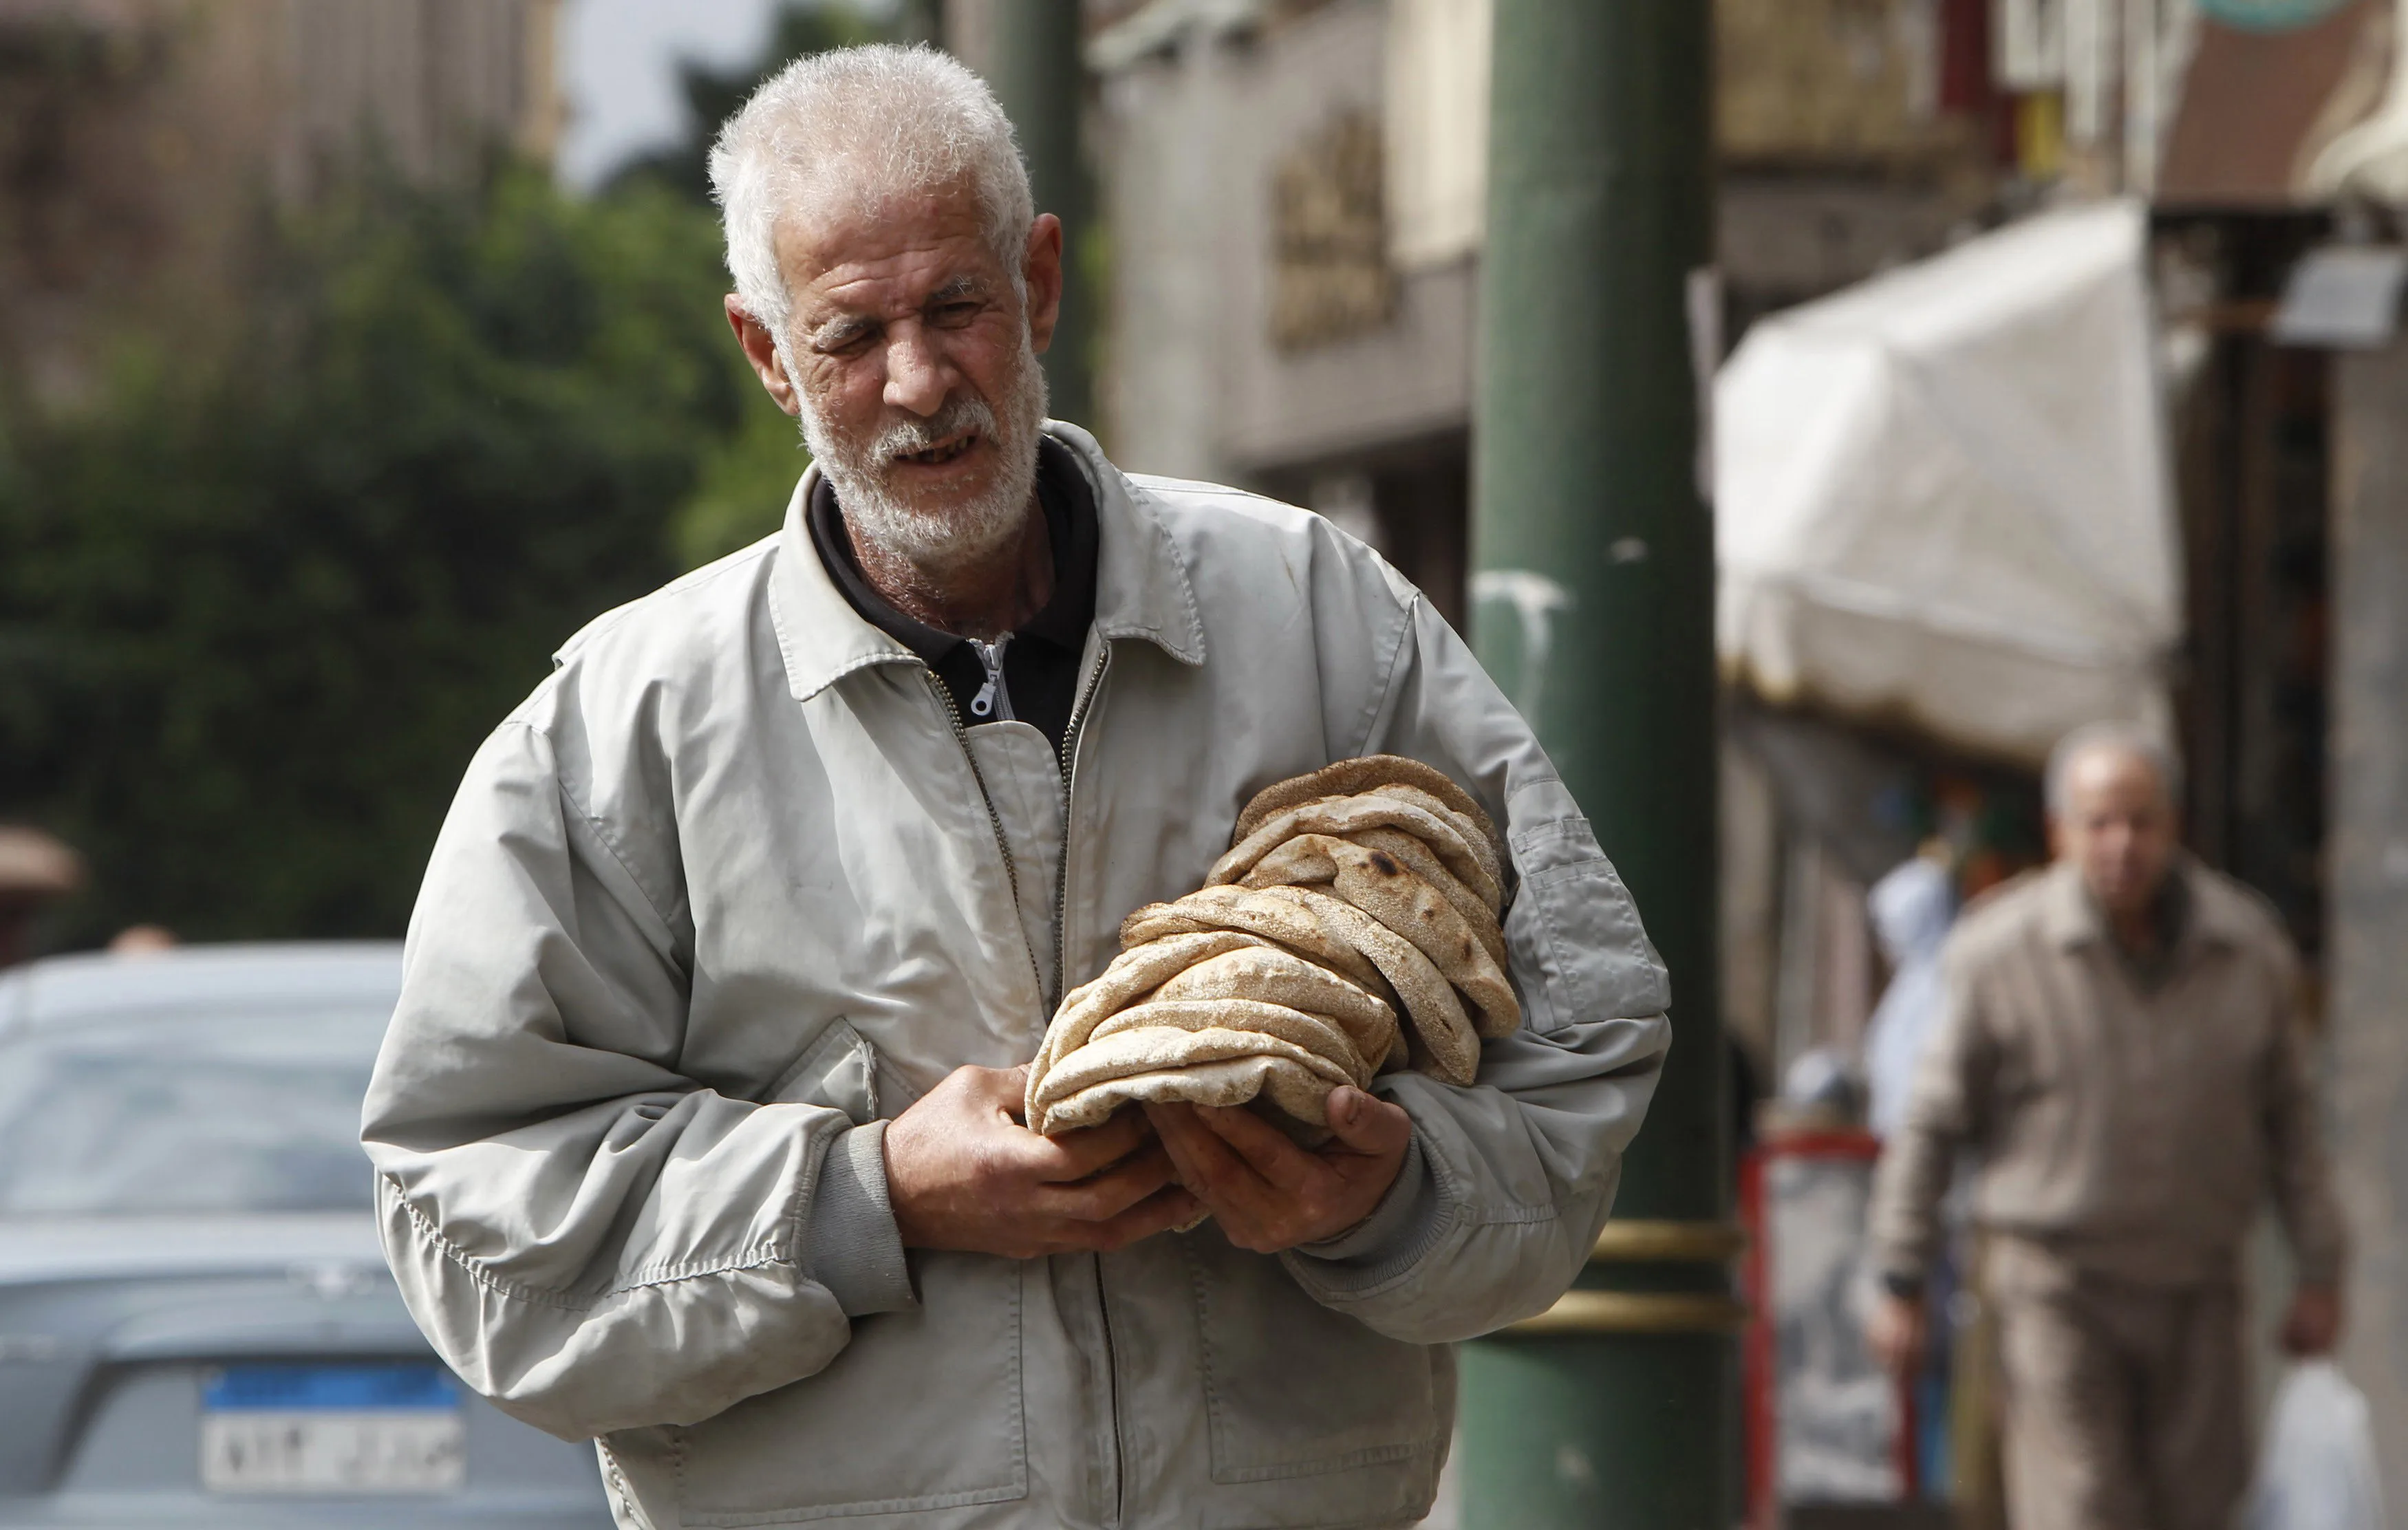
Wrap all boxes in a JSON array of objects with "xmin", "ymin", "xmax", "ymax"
[{"xmin": 204, "ymin": 1364, "xmax": 459, "ymax": 1413}]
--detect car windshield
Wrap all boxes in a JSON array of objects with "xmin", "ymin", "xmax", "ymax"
[{"xmin": 0, "ymin": 1005, "xmax": 389, "ymax": 1216}]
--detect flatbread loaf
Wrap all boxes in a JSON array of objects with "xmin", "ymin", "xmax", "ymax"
[
  {"xmin": 1231, "ymin": 755, "xmax": 1498, "ymax": 854},
  {"xmin": 1026, "ymin": 755, "xmax": 1519, "ymax": 1136}
]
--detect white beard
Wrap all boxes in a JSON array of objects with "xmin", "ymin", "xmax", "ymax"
[{"xmin": 795, "ymin": 332, "xmax": 1051, "ymax": 578}]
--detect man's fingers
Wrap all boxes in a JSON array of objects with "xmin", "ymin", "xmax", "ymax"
[
  {"xmin": 1029, "ymin": 1108, "xmax": 1157, "ymax": 1181},
  {"xmin": 945, "ymin": 1062, "xmax": 1031, "ymax": 1120},
  {"xmin": 1869, "ymin": 1296, "xmax": 1926, "ymax": 1375},
  {"xmin": 2279, "ymin": 1288, "xmax": 2342, "ymax": 1355},
  {"xmin": 1143, "ymin": 1102, "xmax": 1217, "ymax": 1191},
  {"xmin": 1194, "ymin": 1103, "xmax": 1320, "ymax": 1192},
  {"xmin": 1037, "ymin": 1143, "xmax": 1180, "ymax": 1222},
  {"xmin": 995, "ymin": 1064, "xmax": 1031, "ymax": 1117},
  {"xmin": 1082, "ymin": 1185, "xmax": 1203, "ymax": 1250},
  {"xmin": 1146, "ymin": 1102, "xmax": 1276, "ymax": 1215},
  {"xmin": 1321, "ymin": 1087, "xmax": 1413, "ymax": 1158},
  {"xmin": 1146, "ymin": 1101, "xmax": 1238, "ymax": 1188}
]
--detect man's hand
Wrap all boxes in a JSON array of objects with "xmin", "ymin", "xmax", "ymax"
[
  {"xmin": 883, "ymin": 1064, "xmax": 1198, "ymax": 1257},
  {"xmin": 1144, "ymin": 1086, "xmax": 1414, "ymax": 1254},
  {"xmin": 2280, "ymin": 1282, "xmax": 2343, "ymax": 1356},
  {"xmin": 1867, "ymin": 1290, "xmax": 1928, "ymax": 1375}
]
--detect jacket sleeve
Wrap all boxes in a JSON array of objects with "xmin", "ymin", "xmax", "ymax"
[
  {"xmin": 361, "ymin": 719, "xmax": 912, "ymax": 1443},
  {"xmin": 1865, "ymin": 944, "xmax": 1992, "ymax": 1290},
  {"xmin": 1282, "ymin": 596, "xmax": 1672, "ymax": 1342},
  {"xmin": 2261, "ymin": 944, "xmax": 2348, "ymax": 1288}
]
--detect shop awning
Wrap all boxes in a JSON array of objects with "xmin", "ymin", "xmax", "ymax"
[{"xmin": 1714, "ymin": 200, "xmax": 2181, "ymax": 768}]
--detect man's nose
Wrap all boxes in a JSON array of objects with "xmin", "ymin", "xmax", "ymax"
[{"xmin": 882, "ymin": 324, "xmax": 956, "ymax": 417}]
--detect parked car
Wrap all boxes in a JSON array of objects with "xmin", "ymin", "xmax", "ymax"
[{"xmin": 0, "ymin": 942, "xmax": 612, "ymax": 1527}]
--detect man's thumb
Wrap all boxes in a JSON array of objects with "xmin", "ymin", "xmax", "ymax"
[{"xmin": 1324, "ymin": 1086, "xmax": 1406, "ymax": 1150}]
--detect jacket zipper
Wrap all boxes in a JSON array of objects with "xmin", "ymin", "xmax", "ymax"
[
  {"xmin": 923, "ymin": 669, "xmax": 1046, "ymax": 1004},
  {"xmin": 1095, "ymin": 1269, "xmax": 1125, "ymax": 1526},
  {"xmin": 942, "ymin": 641, "xmax": 1124, "ymax": 1524},
  {"xmin": 1052, "ymin": 643, "xmax": 1123, "ymax": 1527},
  {"xmin": 1051, "ymin": 644, "xmax": 1110, "ymax": 1009},
  {"xmin": 968, "ymin": 636, "xmax": 1013, "ymax": 721}
]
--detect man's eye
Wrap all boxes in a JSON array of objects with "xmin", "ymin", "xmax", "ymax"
[
  {"xmin": 933, "ymin": 301, "xmax": 980, "ymax": 325},
  {"xmin": 815, "ymin": 324, "xmax": 877, "ymax": 356}
]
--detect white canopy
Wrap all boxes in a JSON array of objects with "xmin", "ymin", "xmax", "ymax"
[{"xmin": 1714, "ymin": 200, "xmax": 2180, "ymax": 767}]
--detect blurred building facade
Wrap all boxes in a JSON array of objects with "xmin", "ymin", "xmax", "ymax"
[
  {"xmin": 1077, "ymin": 0, "xmax": 2010, "ymax": 618},
  {"xmin": 0, "ymin": 0, "xmax": 561, "ymax": 401}
]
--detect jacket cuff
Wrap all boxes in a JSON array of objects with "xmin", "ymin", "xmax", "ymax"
[
  {"xmin": 1293, "ymin": 1132, "xmax": 1444, "ymax": 1282},
  {"xmin": 1871, "ymin": 1242, "xmax": 1930, "ymax": 1297},
  {"xmin": 1879, "ymin": 1268, "xmax": 1925, "ymax": 1300},
  {"xmin": 2292, "ymin": 1236, "xmax": 2347, "ymax": 1291},
  {"xmin": 804, "ymin": 1121, "xmax": 915, "ymax": 1317}
]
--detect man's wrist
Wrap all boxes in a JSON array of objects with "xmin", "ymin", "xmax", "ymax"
[
  {"xmin": 804, "ymin": 1121, "xmax": 916, "ymax": 1316},
  {"xmin": 2294, "ymin": 1262, "xmax": 2345, "ymax": 1293},
  {"xmin": 1298, "ymin": 1132, "xmax": 1434, "ymax": 1266}
]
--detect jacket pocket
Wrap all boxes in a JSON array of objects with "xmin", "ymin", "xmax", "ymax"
[
  {"xmin": 669, "ymin": 1251, "xmax": 1026, "ymax": 1524},
  {"xmin": 762, "ymin": 1017, "xmax": 879, "ymax": 1123},
  {"xmin": 1181, "ymin": 1231, "xmax": 1441, "ymax": 1483}
]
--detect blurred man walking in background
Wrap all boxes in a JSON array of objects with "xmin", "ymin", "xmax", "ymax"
[{"xmin": 1867, "ymin": 722, "xmax": 2347, "ymax": 1530}]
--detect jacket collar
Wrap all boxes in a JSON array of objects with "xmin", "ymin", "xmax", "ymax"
[
  {"xmin": 2039, "ymin": 853, "xmax": 2246, "ymax": 953},
  {"xmin": 768, "ymin": 420, "xmax": 1207, "ymax": 703}
]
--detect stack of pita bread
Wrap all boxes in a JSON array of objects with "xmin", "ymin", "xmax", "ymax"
[{"xmin": 1025, "ymin": 755, "xmax": 1521, "ymax": 1139}]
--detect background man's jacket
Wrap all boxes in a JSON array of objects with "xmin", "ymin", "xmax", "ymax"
[
  {"xmin": 1869, "ymin": 856, "xmax": 2344, "ymax": 1290},
  {"xmin": 362, "ymin": 424, "xmax": 1672, "ymax": 1530}
]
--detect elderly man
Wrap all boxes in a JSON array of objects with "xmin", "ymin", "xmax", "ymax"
[
  {"xmin": 363, "ymin": 45, "xmax": 1669, "ymax": 1530},
  {"xmin": 1867, "ymin": 723, "xmax": 2347, "ymax": 1530}
]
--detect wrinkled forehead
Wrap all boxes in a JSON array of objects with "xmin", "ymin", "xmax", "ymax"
[
  {"xmin": 771, "ymin": 171, "xmax": 1005, "ymax": 303},
  {"xmin": 2062, "ymin": 744, "xmax": 2172, "ymax": 810}
]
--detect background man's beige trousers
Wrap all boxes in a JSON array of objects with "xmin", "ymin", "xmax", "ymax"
[{"xmin": 1991, "ymin": 1257, "xmax": 2246, "ymax": 1530}]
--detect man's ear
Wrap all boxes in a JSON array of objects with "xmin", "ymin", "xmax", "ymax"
[
  {"xmin": 1022, "ymin": 213, "xmax": 1066, "ymax": 354},
  {"xmin": 726, "ymin": 296, "xmax": 802, "ymax": 417}
]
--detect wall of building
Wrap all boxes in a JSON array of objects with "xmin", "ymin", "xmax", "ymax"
[
  {"xmin": 1094, "ymin": 0, "xmax": 1472, "ymax": 483},
  {"xmin": 0, "ymin": 0, "xmax": 559, "ymax": 403},
  {"xmin": 273, "ymin": 0, "xmax": 561, "ymax": 198},
  {"xmin": 1090, "ymin": 0, "xmax": 2001, "ymax": 515},
  {"xmin": 1088, "ymin": 0, "xmax": 1476, "ymax": 615}
]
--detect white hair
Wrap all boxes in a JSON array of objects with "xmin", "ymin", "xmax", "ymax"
[
  {"xmin": 707, "ymin": 44, "xmax": 1035, "ymax": 334},
  {"xmin": 2045, "ymin": 721, "xmax": 2184, "ymax": 817}
]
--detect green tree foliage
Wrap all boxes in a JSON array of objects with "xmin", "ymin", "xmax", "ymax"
[
  {"xmin": 672, "ymin": 374, "xmax": 814, "ymax": 570},
  {"xmin": 0, "ymin": 167, "xmax": 775, "ymax": 944}
]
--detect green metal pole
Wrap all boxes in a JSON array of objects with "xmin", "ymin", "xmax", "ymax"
[
  {"xmin": 982, "ymin": 1, "xmax": 1095, "ymax": 430},
  {"xmin": 1462, "ymin": 0, "xmax": 1731, "ymax": 1526}
]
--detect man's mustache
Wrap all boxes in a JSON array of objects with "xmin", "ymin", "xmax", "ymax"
[{"xmin": 866, "ymin": 397, "xmax": 1000, "ymax": 463}]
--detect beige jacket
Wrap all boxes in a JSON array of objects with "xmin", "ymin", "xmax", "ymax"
[
  {"xmin": 1869, "ymin": 857, "xmax": 2345, "ymax": 1290},
  {"xmin": 361, "ymin": 424, "xmax": 1673, "ymax": 1530}
]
